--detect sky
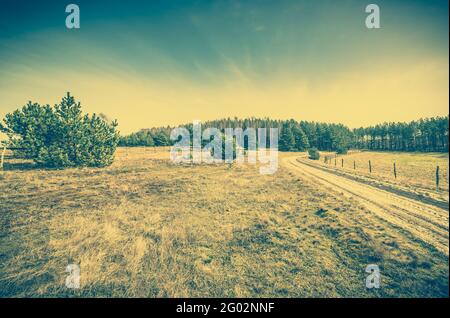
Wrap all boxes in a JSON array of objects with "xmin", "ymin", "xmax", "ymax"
[{"xmin": 0, "ymin": 0, "xmax": 448, "ymax": 134}]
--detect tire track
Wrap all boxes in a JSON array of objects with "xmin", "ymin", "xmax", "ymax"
[{"xmin": 282, "ymin": 156, "xmax": 449, "ymax": 256}]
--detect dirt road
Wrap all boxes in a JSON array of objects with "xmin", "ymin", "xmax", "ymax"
[{"xmin": 282, "ymin": 156, "xmax": 449, "ymax": 256}]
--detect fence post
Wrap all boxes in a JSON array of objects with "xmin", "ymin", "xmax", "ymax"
[
  {"xmin": 354, "ymin": 161, "xmax": 356, "ymax": 170},
  {"xmin": 0, "ymin": 145, "xmax": 6, "ymax": 170},
  {"xmin": 369, "ymin": 160, "xmax": 372, "ymax": 173},
  {"xmin": 436, "ymin": 165, "xmax": 440, "ymax": 190},
  {"xmin": 341, "ymin": 158, "xmax": 344, "ymax": 168},
  {"xmin": 393, "ymin": 162, "xmax": 397, "ymax": 179}
]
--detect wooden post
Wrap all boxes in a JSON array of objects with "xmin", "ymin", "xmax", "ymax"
[
  {"xmin": 335, "ymin": 157, "xmax": 337, "ymax": 166},
  {"xmin": 0, "ymin": 145, "xmax": 6, "ymax": 170},
  {"xmin": 393, "ymin": 162, "xmax": 397, "ymax": 179},
  {"xmin": 341, "ymin": 158, "xmax": 344, "ymax": 168},
  {"xmin": 369, "ymin": 160, "xmax": 372, "ymax": 173},
  {"xmin": 436, "ymin": 165, "xmax": 440, "ymax": 190},
  {"xmin": 354, "ymin": 161, "xmax": 356, "ymax": 170}
]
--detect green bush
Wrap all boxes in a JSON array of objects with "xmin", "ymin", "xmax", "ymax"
[
  {"xmin": 336, "ymin": 146, "xmax": 348, "ymax": 155},
  {"xmin": 308, "ymin": 147, "xmax": 320, "ymax": 160},
  {"xmin": 0, "ymin": 93, "xmax": 119, "ymax": 168}
]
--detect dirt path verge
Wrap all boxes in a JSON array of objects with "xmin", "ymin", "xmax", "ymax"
[{"xmin": 282, "ymin": 156, "xmax": 449, "ymax": 256}]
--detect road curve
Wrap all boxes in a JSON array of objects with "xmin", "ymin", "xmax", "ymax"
[{"xmin": 282, "ymin": 156, "xmax": 449, "ymax": 256}]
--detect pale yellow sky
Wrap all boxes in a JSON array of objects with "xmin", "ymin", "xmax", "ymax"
[
  {"xmin": 0, "ymin": 56, "xmax": 447, "ymax": 134},
  {"xmin": 1, "ymin": 1, "xmax": 449, "ymax": 135}
]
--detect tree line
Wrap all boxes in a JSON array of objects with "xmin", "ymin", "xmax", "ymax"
[
  {"xmin": 353, "ymin": 117, "xmax": 449, "ymax": 152},
  {"xmin": 120, "ymin": 116, "xmax": 449, "ymax": 153},
  {"xmin": 3, "ymin": 93, "xmax": 446, "ymax": 169}
]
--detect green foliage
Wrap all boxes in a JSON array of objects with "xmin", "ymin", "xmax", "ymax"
[
  {"xmin": 1, "ymin": 93, "xmax": 119, "ymax": 168},
  {"xmin": 279, "ymin": 123, "xmax": 296, "ymax": 151},
  {"xmin": 353, "ymin": 116, "xmax": 449, "ymax": 152},
  {"xmin": 336, "ymin": 146, "xmax": 348, "ymax": 155},
  {"xmin": 152, "ymin": 130, "xmax": 171, "ymax": 146},
  {"xmin": 119, "ymin": 116, "xmax": 449, "ymax": 153},
  {"xmin": 291, "ymin": 124, "xmax": 310, "ymax": 151},
  {"xmin": 308, "ymin": 148, "xmax": 320, "ymax": 160},
  {"xmin": 119, "ymin": 130, "xmax": 154, "ymax": 147}
]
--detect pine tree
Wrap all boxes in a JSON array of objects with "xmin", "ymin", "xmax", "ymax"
[
  {"xmin": 279, "ymin": 123, "xmax": 296, "ymax": 151},
  {"xmin": 291, "ymin": 125, "xmax": 310, "ymax": 151},
  {"xmin": 1, "ymin": 93, "xmax": 119, "ymax": 168},
  {"xmin": 153, "ymin": 130, "xmax": 170, "ymax": 146},
  {"xmin": 118, "ymin": 116, "xmax": 449, "ymax": 153}
]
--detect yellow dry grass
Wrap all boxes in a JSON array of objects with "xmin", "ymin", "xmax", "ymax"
[
  {"xmin": 318, "ymin": 151, "xmax": 449, "ymax": 203},
  {"xmin": 0, "ymin": 148, "xmax": 448, "ymax": 297}
]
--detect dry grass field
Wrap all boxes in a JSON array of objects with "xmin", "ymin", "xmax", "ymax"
[
  {"xmin": 318, "ymin": 151, "xmax": 449, "ymax": 204},
  {"xmin": 0, "ymin": 147, "xmax": 448, "ymax": 297}
]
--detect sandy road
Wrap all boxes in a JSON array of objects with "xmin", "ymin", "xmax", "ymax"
[{"xmin": 282, "ymin": 156, "xmax": 449, "ymax": 256}]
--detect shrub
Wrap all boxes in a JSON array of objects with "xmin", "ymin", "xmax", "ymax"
[
  {"xmin": 0, "ymin": 93, "xmax": 119, "ymax": 168},
  {"xmin": 308, "ymin": 147, "xmax": 320, "ymax": 160},
  {"xmin": 336, "ymin": 146, "xmax": 348, "ymax": 155}
]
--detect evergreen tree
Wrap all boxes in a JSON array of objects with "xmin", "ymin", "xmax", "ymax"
[
  {"xmin": 1, "ymin": 93, "xmax": 119, "ymax": 168},
  {"xmin": 291, "ymin": 124, "xmax": 310, "ymax": 151},
  {"xmin": 153, "ymin": 130, "xmax": 170, "ymax": 146},
  {"xmin": 118, "ymin": 116, "xmax": 449, "ymax": 153},
  {"xmin": 279, "ymin": 123, "xmax": 296, "ymax": 151}
]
